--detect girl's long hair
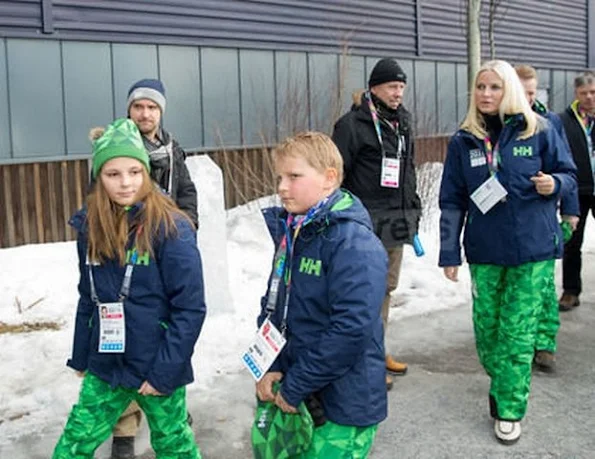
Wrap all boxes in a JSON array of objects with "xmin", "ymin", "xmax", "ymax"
[
  {"xmin": 461, "ymin": 60, "xmax": 540, "ymax": 140},
  {"xmin": 86, "ymin": 167, "xmax": 193, "ymax": 265}
]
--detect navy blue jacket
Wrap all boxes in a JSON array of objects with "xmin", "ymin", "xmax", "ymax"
[
  {"xmin": 258, "ymin": 189, "xmax": 388, "ymax": 427},
  {"xmin": 68, "ymin": 205, "xmax": 206, "ymax": 395},
  {"xmin": 439, "ymin": 115, "xmax": 578, "ymax": 267}
]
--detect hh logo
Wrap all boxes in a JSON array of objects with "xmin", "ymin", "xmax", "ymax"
[
  {"xmin": 125, "ymin": 249, "xmax": 150, "ymax": 266},
  {"xmin": 299, "ymin": 257, "xmax": 322, "ymax": 277},
  {"xmin": 513, "ymin": 146, "xmax": 533, "ymax": 157}
]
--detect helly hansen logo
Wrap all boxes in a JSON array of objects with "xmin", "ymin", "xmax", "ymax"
[
  {"xmin": 125, "ymin": 249, "xmax": 150, "ymax": 266},
  {"xmin": 299, "ymin": 257, "xmax": 322, "ymax": 276},
  {"xmin": 513, "ymin": 146, "xmax": 533, "ymax": 157}
]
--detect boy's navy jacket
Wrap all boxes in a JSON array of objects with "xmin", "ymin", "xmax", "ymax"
[
  {"xmin": 68, "ymin": 204, "xmax": 206, "ymax": 395},
  {"xmin": 439, "ymin": 115, "xmax": 578, "ymax": 267},
  {"xmin": 259, "ymin": 189, "xmax": 388, "ymax": 427}
]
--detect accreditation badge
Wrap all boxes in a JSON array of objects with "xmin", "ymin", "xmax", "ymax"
[
  {"xmin": 380, "ymin": 157, "xmax": 400, "ymax": 188},
  {"xmin": 98, "ymin": 302, "xmax": 126, "ymax": 353},
  {"xmin": 470, "ymin": 175, "xmax": 508, "ymax": 214},
  {"xmin": 242, "ymin": 318, "xmax": 286, "ymax": 382}
]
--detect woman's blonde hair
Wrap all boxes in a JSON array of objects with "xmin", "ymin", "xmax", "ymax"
[
  {"xmin": 272, "ymin": 131, "xmax": 344, "ymax": 186},
  {"xmin": 461, "ymin": 60, "xmax": 539, "ymax": 139},
  {"xmin": 86, "ymin": 166, "xmax": 192, "ymax": 265}
]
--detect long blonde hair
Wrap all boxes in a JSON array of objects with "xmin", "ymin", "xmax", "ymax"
[
  {"xmin": 86, "ymin": 167, "xmax": 192, "ymax": 265},
  {"xmin": 461, "ymin": 60, "xmax": 539, "ymax": 140}
]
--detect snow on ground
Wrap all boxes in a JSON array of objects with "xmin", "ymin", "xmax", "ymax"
[{"xmin": 1, "ymin": 162, "xmax": 592, "ymax": 451}]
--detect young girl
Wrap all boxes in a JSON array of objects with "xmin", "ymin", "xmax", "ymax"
[
  {"xmin": 255, "ymin": 132, "xmax": 388, "ymax": 457},
  {"xmin": 52, "ymin": 118, "xmax": 206, "ymax": 458},
  {"xmin": 439, "ymin": 60, "xmax": 577, "ymax": 445}
]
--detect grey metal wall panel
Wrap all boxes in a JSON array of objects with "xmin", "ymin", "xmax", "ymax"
[
  {"xmin": 456, "ymin": 63, "xmax": 468, "ymax": 125},
  {"xmin": 7, "ymin": 39, "xmax": 64, "ymax": 158},
  {"xmin": 422, "ymin": 0, "xmax": 588, "ymax": 69},
  {"xmin": 239, "ymin": 49, "xmax": 276, "ymax": 145},
  {"xmin": 275, "ymin": 51, "xmax": 309, "ymax": 139},
  {"xmin": 565, "ymin": 70, "xmax": 578, "ymax": 106},
  {"xmin": 339, "ymin": 55, "xmax": 365, "ymax": 115},
  {"xmin": 112, "ymin": 44, "xmax": 158, "ymax": 118},
  {"xmin": 551, "ymin": 70, "xmax": 568, "ymax": 114},
  {"xmin": 399, "ymin": 59, "xmax": 415, "ymax": 115},
  {"xmin": 309, "ymin": 53, "xmax": 339, "ymax": 133},
  {"xmin": 0, "ymin": 0, "xmax": 41, "ymax": 30},
  {"xmin": 158, "ymin": 45, "xmax": 202, "ymax": 150},
  {"xmin": 0, "ymin": 39, "xmax": 10, "ymax": 160},
  {"xmin": 414, "ymin": 61, "xmax": 437, "ymax": 135},
  {"xmin": 6, "ymin": 0, "xmax": 417, "ymax": 58},
  {"xmin": 201, "ymin": 47, "xmax": 240, "ymax": 148},
  {"xmin": 437, "ymin": 62, "xmax": 457, "ymax": 134},
  {"xmin": 62, "ymin": 41, "xmax": 113, "ymax": 155}
]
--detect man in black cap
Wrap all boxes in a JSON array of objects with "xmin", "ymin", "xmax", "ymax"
[{"xmin": 332, "ymin": 58, "xmax": 421, "ymax": 391}]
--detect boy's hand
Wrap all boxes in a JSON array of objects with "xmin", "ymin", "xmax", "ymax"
[
  {"xmin": 443, "ymin": 266, "xmax": 459, "ymax": 282},
  {"xmin": 275, "ymin": 390, "xmax": 298, "ymax": 414},
  {"xmin": 562, "ymin": 215, "xmax": 579, "ymax": 231},
  {"xmin": 530, "ymin": 171, "xmax": 556, "ymax": 195},
  {"xmin": 256, "ymin": 371, "xmax": 283, "ymax": 402}
]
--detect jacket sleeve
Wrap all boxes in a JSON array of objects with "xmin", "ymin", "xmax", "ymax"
[
  {"xmin": 173, "ymin": 141, "xmax": 199, "ymax": 229},
  {"xmin": 541, "ymin": 124, "xmax": 579, "ymax": 216},
  {"xmin": 66, "ymin": 236, "xmax": 94, "ymax": 372},
  {"xmin": 279, "ymin": 226, "xmax": 388, "ymax": 407},
  {"xmin": 147, "ymin": 219, "xmax": 207, "ymax": 394},
  {"xmin": 438, "ymin": 136, "xmax": 468, "ymax": 267},
  {"xmin": 331, "ymin": 116, "xmax": 357, "ymax": 180}
]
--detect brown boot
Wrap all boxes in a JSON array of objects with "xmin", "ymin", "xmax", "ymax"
[
  {"xmin": 559, "ymin": 293, "xmax": 580, "ymax": 312},
  {"xmin": 534, "ymin": 350, "xmax": 556, "ymax": 373},
  {"xmin": 386, "ymin": 355, "xmax": 408, "ymax": 376},
  {"xmin": 386, "ymin": 374, "xmax": 394, "ymax": 391}
]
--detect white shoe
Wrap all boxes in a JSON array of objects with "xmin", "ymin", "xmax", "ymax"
[{"xmin": 494, "ymin": 420, "xmax": 521, "ymax": 445}]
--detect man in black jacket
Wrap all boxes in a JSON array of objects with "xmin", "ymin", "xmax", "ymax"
[
  {"xmin": 558, "ymin": 71, "xmax": 595, "ymax": 311},
  {"xmin": 127, "ymin": 78, "xmax": 199, "ymax": 228},
  {"xmin": 108, "ymin": 78, "xmax": 198, "ymax": 459},
  {"xmin": 332, "ymin": 58, "xmax": 421, "ymax": 391}
]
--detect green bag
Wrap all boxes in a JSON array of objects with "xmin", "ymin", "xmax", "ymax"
[
  {"xmin": 251, "ymin": 385, "xmax": 314, "ymax": 459},
  {"xmin": 560, "ymin": 220, "xmax": 573, "ymax": 243}
]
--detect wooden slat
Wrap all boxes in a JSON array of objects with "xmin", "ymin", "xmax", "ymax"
[
  {"xmin": 2, "ymin": 167, "xmax": 16, "ymax": 248},
  {"xmin": 46, "ymin": 162, "xmax": 59, "ymax": 242},
  {"xmin": 61, "ymin": 161, "xmax": 71, "ymax": 240},
  {"xmin": 33, "ymin": 163, "xmax": 44, "ymax": 244},
  {"xmin": 18, "ymin": 164, "xmax": 30, "ymax": 244},
  {"xmin": 74, "ymin": 160, "xmax": 83, "ymax": 210}
]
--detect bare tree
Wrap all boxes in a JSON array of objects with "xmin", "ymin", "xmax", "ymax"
[
  {"xmin": 488, "ymin": 0, "xmax": 508, "ymax": 59},
  {"xmin": 467, "ymin": 0, "xmax": 482, "ymax": 90}
]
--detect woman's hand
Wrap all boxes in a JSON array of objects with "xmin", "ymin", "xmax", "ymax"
[
  {"xmin": 255, "ymin": 371, "xmax": 283, "ymax": 402},
  {"xmin": 138, "ymin": 381, "xmax": 164, "ymax": 396},
  {"xmin": 443, "ymin": 266, "xmax": 459, "ymax": 282},
  {"xmin": 562, "ymin": 215, "xmax": 579, "ymax": 231},
  {"xmin": 274, "ymin": 390, "xmax": 298, "ymax": 414},
  {"xmin": 530, "ymin": 171, "xmax": 556, "ymax": 195}
]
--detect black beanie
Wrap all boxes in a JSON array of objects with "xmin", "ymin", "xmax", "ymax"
[{"xmin": 368, "ymin": 58, "xmax": 407, "ymax": 87}]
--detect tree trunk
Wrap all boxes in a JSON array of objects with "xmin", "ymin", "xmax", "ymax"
[
  {"xmin": 467, "ymin": 0, "xmax": 482, "ymax": 91},
  {"xmin": 488, "ymin": 0, "xmax": 497, "ymax": 59}
]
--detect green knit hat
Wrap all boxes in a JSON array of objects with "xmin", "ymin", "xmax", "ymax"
[{"xmin": 91, "ymin": 118, "xmax": 150, "ymax": 178}]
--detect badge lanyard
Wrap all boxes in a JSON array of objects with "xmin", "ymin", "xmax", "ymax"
[
  {"xmin": 578, "ymin": 109, "xmax": 594, "ymax": 156},
  {"xmin": 88, "ymin": 225, "xmax": 143, "ymax": 306},
  {"xmin": 483, "ymin": 137, "xmax": 500, "ymax": 177},
  {"xmin": 264, "ymin": 199, "xmax": 328, "ymax": 336},
  {"xmin": 366, "ymin": 92, "xmax": 403, "ymax": 158}
]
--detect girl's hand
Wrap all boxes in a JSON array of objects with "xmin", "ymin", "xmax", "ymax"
[
  {"xmin": 256, "ymin": 371, "xmax": 283, "ymax": 402},
  {"xmin": 443, "ymin": 266, "xmax": 459, "ymax": 282},
  {"xmin": 562, "ymin": 215, "xmax": 579, "ymax": 231},
  {"xmin": 274, "ymin": 390, "xmax": 298, "ymax": 414},
  {"xmin": 138, "ymin": 381, "xmax": 164, "ymax": 396},
  {"xmin": 530, "ymin": 171, "xmax": 556, "ymax": 195}
]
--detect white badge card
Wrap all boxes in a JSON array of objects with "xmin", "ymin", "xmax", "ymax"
[
  {"xmin": 98, "ymin": 302, "xmax": 126, "ymax": 353},
  {"xmin": 242, "ymin": 318, "xmax": 287, "ymax": 382},
  {"xmin": 470, "ymin": 175, "xmax": 508, "ymax": 214},
  {"xmin": 380, "ymin": 157, "xmax": 400, "ymax": 188}
]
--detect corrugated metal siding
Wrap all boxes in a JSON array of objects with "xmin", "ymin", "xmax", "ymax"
[
  {"xmin": 422, "ymin": 0, "xmax": 587, "ymax": 69},
  {"xmin": 0, "ymin": 0, "xmax": 417, "ymax": 56}
]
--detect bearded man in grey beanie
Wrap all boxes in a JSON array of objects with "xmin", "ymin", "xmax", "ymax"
[{"xmin": 332, "ymin": 58, "xmax": 421, "ymax": 392}]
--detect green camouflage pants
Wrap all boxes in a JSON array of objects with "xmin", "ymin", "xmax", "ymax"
[
  {"xmin": 470, "ymin": 260, "xmax": 550, "ymax": 421},
  {"xmin": 297, "ymin": 421, "xmax": 377, "ymax": 459},
  {"xmin": 535, "ymin": 259, "xmax": 560, "ymax": 353},
  {"xmin": 52, "ymin": 373, "xmax": 200, "ymax": 459}
]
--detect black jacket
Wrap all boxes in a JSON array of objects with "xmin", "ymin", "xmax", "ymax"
[
  {"xmin": 332, "ymin": 92, "xmax": 421, "ymax": 247},
  {"xmin": 559, "ymin": 104, "xmax": 595, "ymax": 196},
  {"xmin": 143, "ymin": 130, "xmax": 199, "ymax": 228}
]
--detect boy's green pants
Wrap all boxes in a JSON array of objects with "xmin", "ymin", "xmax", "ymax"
[
  {"xmin": 535, "ymin": 259, "xmax": 560, "ymax": 353},
  {"xmin": 297, "ymin": 421, "xmax": 377, "ymax": 458},
  {"xmin": 52, "ymin": 373, "xmax": 200, "ymax": 459},
  {"xmin": 470, "ymin": 260, "xmax": 550, "ymax": 421}
]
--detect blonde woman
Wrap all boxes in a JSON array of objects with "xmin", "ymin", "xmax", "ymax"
[
  {"xmin": 439, "ymin": 60, "xmax": 577, "ymax": 444},
  {"xmin": 53, "ymin": 118, "xmax": 206, "ymax": 458}
]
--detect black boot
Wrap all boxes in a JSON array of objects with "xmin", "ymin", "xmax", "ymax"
[{"xmin": 111, "ymin": 436, "xmax": 135, "ymax": 459}]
